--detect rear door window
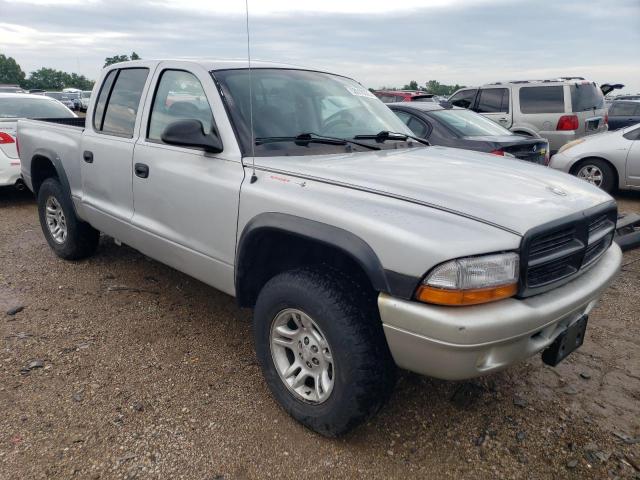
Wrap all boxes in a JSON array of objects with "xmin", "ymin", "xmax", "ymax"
[
  {"xmin": 449, "ymin": 89, "xmax": 478, "ymax": 109},
  {"xmin": 519, "ymin": 86, "xmax": 565, "ymax": 114},
  {"xmin": 97, "ymin": 68, "xmax": 149, "ymax": 137},
  {"xmin": 570, "ymin": 83, "xmax": 604, "ymax": 112},
  {"xmin": 476, "ymin": 88, "xmax": 509, "ymax": 113},
  {"xmin": 92, "ymin": 70, "xmax": 117, "ymax": 131}
]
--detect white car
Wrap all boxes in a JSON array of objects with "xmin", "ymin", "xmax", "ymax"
[
  {"xmin": 549, "ymin": 123, "xmax": 640, "ymax": 193},
  {"xmin": 0, "ymin": 93, "xmax": 76, "ymax": 188},
  {"xmin": 80, "ymin": 90, "xmax": 92, "ymax": 111}
]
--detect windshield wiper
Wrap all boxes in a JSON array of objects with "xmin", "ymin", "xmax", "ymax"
[
  {"xmin": 255, "ymin": 133, "xmax": 381, "ymax": 151},
  {"xmin": 354, "ymin": 130, "xmax": 430, "ymax": 146}
]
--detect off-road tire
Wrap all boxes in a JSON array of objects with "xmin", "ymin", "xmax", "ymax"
[
  {"xmin": 37, "ymin": 178, "xmax": 99, "ymax": 260},
  {"xmin": 253, "ymin": 266, "xmax": 396, "ymax": 437}
]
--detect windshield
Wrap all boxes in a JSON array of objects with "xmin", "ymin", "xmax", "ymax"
[
  {"xmin": 431, "ymin": 109, "xmax": 513, "ymax": 136},
  {"xmin": 0, "ymin": 97, "xmax": 74, "ymax": 118},
  {"xmin": 570, "ymin": 83, "xmax": 604, "ymax": 112},
  {"xmin": 214, "ymin": 69, "xmax": 413, "ymax": 156}
]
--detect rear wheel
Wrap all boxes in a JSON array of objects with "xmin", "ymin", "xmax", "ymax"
[
  {"xmin": 253, "ymin": 267, "xmax": 396, "ymax": 437},
  {"xmin": 37, "ymin": 178, "xmax": 100, "ymax": 260},
  {"xmin": 573, "ymin": 158, "xmax": 616, "ymax": 193}
]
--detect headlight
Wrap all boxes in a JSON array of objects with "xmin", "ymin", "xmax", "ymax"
[
  {"xmin": 558, "ymin": 138, "xmax": 585, "ymax": 154},
  {"xmin": 416, "ymin": 252, "xmax": 520, "ymax": 306}
]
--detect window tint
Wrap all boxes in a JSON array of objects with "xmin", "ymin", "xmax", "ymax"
[
  {"xmin": 430, "ymin": 109, "xmax": 513, "ymax": 137},
  {"xmin": 407, "ymin": 116, "xmax": 429, "ymax": 137},
  {"xmin": 148, "ymin": 70, "xmax": 214, "ymax": 143},
  {"xmin": 570, "ymin": 83, "xmax": 604, "ymax": 112},
  {"xmin": 393, "ymin": 110, "xmax": 429, "ymax": 137},
  {"xmin": 101, "ymin": 68, "xmax": 149, "ymax": 137},
  {"xmin": 92, "ymin": 69, "xmax": 117, "ymax": 131},
  {"xmin": 394, "ymin": 110, "xmax": 411, "ymax": 124},
  {"xmin": 609, "ymin": 102, "xmax": 638, "ymax": 116},
  {"xmin": 476, "ymin": 88, "xmax": 508, "ymax": 113},
  {"xmin": 519, "ymin": 86, "xmax": 565, "ymax": 114},
  {"xmin": 449, "ymin": 89, "xmax": 477, "ymax": 109},
  {"xmin": 623, "ymin": 125, "xmax": 640, "ymax": 140}
]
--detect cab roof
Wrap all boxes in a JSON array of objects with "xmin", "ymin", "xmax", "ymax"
[{"xmin": 105, "ymin": 59, "xmax": 326, "ymax": 73}]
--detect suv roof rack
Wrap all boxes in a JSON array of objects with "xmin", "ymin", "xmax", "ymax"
[{"xmin": 487, "ymin": 77, "xmax": 586, "ymax": 86}]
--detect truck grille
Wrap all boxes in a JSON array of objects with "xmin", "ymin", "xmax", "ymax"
[{"xmin": 519, "ymin": 203, "xmax": 617, "ymax": 296}]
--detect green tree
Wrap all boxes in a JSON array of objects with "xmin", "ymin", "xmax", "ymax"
[
  {"xmin": 104, "ymin": 52, "xmax": 141, "ymax": 67},
  {"xmin": 425, "ymin": 80, "xmax": 465, "ymax": 96},
  {"xmin": 22, "ymin": 68, "xmax": 93, "ymax": 90},
  {"xmin": 403, "ymin": 80, "xmax": 419, "ymax": 91},
  {"xmin": 0, "ymin": 54, "xmax": 26, "ymax": 85}
]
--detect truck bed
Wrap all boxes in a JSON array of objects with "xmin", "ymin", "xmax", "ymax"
[
  {"xmin": 32, "ymin": 117, "xmax": 86, "ymax": 129},
  {"xmin": 17, "ymin": 117, "xmax": 86, "ymax": 197}
]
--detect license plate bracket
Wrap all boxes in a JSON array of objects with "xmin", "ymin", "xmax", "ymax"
[
  {"xmin": 542, "ymin": 315, "xmax": 588, "ymax": 367},
  {"xmin": 585, "ymin": 118, "xmax": 600, "ymax": 131}
]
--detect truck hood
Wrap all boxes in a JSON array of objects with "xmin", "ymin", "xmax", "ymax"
[{"xmin": 252, "ymin": 145, "xmax": 613, "ymax": 235}]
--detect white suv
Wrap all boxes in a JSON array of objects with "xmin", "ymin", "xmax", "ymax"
[{"xmin": 449, "ymin": 78, "xmax": 610, "ymax": 153}]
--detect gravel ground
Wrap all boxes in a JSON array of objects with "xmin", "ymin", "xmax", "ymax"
[{"xmin": 1, "ymin": 187, "xmax": 639, "ymax": 480}]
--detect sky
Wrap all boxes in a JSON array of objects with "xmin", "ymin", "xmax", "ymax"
[{"xmin": 2, "ymin": 0, "xmax": 639, "ymax": 93}]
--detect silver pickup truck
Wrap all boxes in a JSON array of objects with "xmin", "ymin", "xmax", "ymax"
[{"xmin": 18, "ymin": 60, "xmax": 622, "ymax": 436}]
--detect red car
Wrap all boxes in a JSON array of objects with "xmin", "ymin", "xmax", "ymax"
[{"xmin": 373, "ymin": 90, "xmax": 440, "ymax": 103}]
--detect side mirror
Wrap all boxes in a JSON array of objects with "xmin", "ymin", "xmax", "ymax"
[{"xmin": 161, "ymin": 119, "xmax": 223, "ymax": 153}]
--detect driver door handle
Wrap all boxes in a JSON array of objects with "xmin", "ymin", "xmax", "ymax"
[{"xmin": 134, "ymin": 163, "xmax": 149, "ymax": 179}]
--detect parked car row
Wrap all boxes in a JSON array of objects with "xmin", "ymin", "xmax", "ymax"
[{"xmin": 447, "ymin": 78, "xmax": 619, "ymax": 153}]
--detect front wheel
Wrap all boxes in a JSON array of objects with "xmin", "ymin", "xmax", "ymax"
[
  {"xmin": 37, "ymin": 177, "xmax": 100, "ymax": 260},
  {"xmin": 253, "ymin": 267, "xmax": 396, "ymax": 437},
  {"xmin": 573, "ymin": 158, "xmax": 616, "ymax": 193}
]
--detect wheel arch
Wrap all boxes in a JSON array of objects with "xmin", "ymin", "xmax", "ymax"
[
  {"xmin": 30, "ymin": 151, "xmax": 72, "ymax": 199},
  {"xmin": 235, "ymin": 213, "xmax": 418, "ymax": 307},
  {"xmin": 569, "ymin": 156, "xmax": 620, "ymax": 188}
]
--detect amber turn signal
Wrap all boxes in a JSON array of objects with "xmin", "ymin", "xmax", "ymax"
[{"xmin": 415, "ymin": 283, "xmax": 518, "ymax": 306}]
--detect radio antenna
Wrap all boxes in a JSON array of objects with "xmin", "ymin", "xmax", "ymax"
[{"xmin": 245, "ymin": 0, "xmax": 258, "ymax": 183}]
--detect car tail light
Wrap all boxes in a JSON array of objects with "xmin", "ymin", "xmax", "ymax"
[
  {"xmin": 490, "ymin": 149, "xmax": 505, "ymax": 156},
  {"xmin": 604, "ymin": 114, "xmax": 608, "ymax": 125},
  {"xmin": 556, "ymin": 115, "xmax": 579, "ymax": 131},
  {"xmin": 0, "ymin": 132, "xmax": 15, "ymax": 144}
]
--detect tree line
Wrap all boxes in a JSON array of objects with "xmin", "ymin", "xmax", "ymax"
[
  {"xmin": 376, "ymin": 79, "xmax": 466, "ymax": 96},
  {"xmin": 0, "ymin": 52, "xmax": 141, "ymax": 91}
]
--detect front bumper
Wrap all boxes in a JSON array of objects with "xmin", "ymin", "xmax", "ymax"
[{"xmin": 379, "ymin": 243, "xmax": 622, "ymax": 380}]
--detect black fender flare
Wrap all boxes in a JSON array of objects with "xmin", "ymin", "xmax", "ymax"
[
  {"xmin": 31, "ymin": 150, "xmax": 72, "ymax": 196},
  {"xmin": 235, "ymin": 213, "xmax": 418, "ymax": 302},
  {"xmin": 30, "ymin": 151, "xmax": 78, "ymax": 216}
]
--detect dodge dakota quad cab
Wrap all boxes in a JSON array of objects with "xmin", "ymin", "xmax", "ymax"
[{"xmin": 18, "ymin": 60, "xmax": 622, "ymax": 437}]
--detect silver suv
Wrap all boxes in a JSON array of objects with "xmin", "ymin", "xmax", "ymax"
[{"xmin": 449, "ymin": 78, "xmax": 609, "ymax": 153}]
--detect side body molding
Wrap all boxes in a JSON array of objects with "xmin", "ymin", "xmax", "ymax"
[{"xmin": 235, "ymin": 212, "xmax": 418, "ymax": 303}]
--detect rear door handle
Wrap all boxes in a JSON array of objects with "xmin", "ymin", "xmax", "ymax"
[
  {"xmin": 83, "ymin": 151, "xmax": 93, "ymax": 163},
  {"xmin": 134, "ymin": 163, "xmax": 149, "ymax": 179}
]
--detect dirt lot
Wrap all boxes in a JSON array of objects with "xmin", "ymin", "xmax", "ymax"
[{"xmin": 1, "ymin": 188, "xmax": 639, "ymax": 480}]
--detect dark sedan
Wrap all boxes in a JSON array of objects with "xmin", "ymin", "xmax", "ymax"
[
  {"xmin": 389, "ymin": 102, "xmax": 550, "ymax": 164},
  {"xmin": 607, "ymin": 100, "xmax": 640, "ymax": 130}
]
